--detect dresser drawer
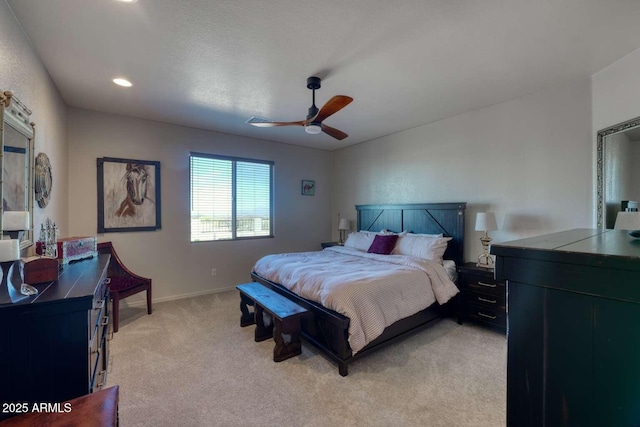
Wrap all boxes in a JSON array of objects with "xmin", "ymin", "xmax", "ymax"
[{"xmin": 89, "ymin": 278, "xmax": 110, "ymax": 393}]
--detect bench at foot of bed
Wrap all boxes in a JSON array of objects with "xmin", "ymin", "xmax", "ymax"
[{"xmin": 237, "ymin": 282, "xmax": 308, "ymax": 362}]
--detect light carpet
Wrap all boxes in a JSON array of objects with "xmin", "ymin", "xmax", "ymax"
[{"xmin": 107, "ymin": 291, "xmax": 506, "ymax": 426}]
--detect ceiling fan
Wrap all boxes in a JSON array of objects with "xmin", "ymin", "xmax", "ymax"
[{"xmin": 247, "ymin": 76, "xmax": 353, "ymax": 140}]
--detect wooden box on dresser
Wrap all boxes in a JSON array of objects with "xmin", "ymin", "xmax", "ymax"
[
  {"xmin": 492, "ymin": 229, "xmax": 640, "ymax": 427},
  {"xmin": 0, "ymin": 254, "xmax": 111, "ymax": 421},
  {"xmin": 456, "ymin": 262, "xmax": 506, "ymax": 333}
]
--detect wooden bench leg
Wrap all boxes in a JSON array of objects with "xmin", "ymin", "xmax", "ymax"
[
  {"xmin": 254, "ymin": 304, "xmax": 273, "ymax": 342},
  {"xmin": 239, "ymin": 293, "xmax": 255, "ymax": 327},
  {"xmin": 273, "ymin": 316, "xmax": 302, "ymax": 362}
]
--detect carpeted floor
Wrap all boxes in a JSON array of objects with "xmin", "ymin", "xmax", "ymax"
[{"xmin": 107, "ymin": 291, "xmax": 506, "ymax": 427}]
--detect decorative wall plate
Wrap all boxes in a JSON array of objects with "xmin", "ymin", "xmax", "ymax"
[{"xmin": 35, "ymin": 152, "xmax": 52, "ymax": 208}]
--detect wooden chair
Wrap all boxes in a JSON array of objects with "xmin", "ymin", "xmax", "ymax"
[{"xmin": 97, "ymin": 241, "xmax": 152, "ymax": 332}]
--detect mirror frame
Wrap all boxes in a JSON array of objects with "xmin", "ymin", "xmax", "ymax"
[
  {"xmin": 596, "ymin": 115, "xmax": 640, "ymax": 229},
  {"xmin": 0, "ymin": 91, "xmax": 35, "ymax": 249}
]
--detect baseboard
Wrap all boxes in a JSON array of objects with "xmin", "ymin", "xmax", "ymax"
[{"xmin": 121, "ymin": 285, "xmax": 238, "ymax": 308}]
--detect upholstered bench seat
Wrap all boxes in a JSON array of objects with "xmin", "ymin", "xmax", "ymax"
[{"xmin": 237, "ymin": 282, "xmax": 308, "ymax": 362}]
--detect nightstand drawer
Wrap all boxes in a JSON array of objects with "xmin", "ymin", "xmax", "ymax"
[
  {"xmin": 457, "ymin": 262, "xmax": 506, "ymax": 333},
  {"xmin": 465, "ymin": 302, "xmax": 506, "ymax": 329},
  {"xmin": 464, "ymin": 274, "xmax": 505, "ymax": 297},
  {"xmin": 464, "ymin": 289, "xmax": 506, "ymax": 312}
]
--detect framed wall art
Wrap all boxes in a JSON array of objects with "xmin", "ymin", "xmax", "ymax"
[
  {"xmin": 97, "ymin": 157, "xmax": 161, "ymax": 233},
  {"xmin": 35, "ymin": 152, "xmax": 53, "ymax": 208},
  {"xmin": 301, "ymin": 180, "xmax": 315, "ymax": 196}
]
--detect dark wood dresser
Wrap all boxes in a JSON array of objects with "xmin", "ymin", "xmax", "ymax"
[
  {"xmin": 457, "ymin": 262, "xmax": 506, "ymax": 332},
  {"xmin": 491, "ymin": 229, "xmax": 640, "ymax": 427},
  {"xmin": 0, "ymin": 255, "xmax": 111, "ymax": 421}
]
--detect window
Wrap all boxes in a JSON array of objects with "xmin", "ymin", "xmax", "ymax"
[{"xmin": 190, "ymin": 152, "xmax": 273, "ymax": 242}]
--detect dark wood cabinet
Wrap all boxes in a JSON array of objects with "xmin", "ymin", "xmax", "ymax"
[
  {"xmin": 492, "ymin": 229, "xmax": 640, "ymax": 427},
  {"xmin": 457, "ymin": 262, "xmax": 506, "ymax": 332},
  {"xmin": 0, "ymin": 255, "xmax": 111, "ymax": 421}
]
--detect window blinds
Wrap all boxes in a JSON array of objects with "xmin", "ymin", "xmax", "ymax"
[{"xmin": 190, "ymin": 153, "xmax": 273, "ymax": 242}]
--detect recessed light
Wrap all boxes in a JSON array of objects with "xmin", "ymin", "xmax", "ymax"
[
  {"xmin": 116, "ymin": 0, "xmax": 138, "ymax": 3},
  {"xmin": 113, "ymin": 78, "xmax": 132, "ymax": 87}
]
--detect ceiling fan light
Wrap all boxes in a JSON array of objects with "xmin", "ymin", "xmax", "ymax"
[{"xmin": 305, "ymin": 124, "xmax": 322, "ymax": 134}]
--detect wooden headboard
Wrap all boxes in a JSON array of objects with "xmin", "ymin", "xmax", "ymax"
[{"xmin": 356, "ymin": 202, "xmax": 467, "ymax": 265}]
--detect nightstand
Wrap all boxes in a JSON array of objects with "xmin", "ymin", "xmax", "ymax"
[
  {"xmin": 457, "ymin": 262, "xmax": 506, "ymax": 333},
  {"xmin": 321, "ymin": 242, "xmax": 340, "ymax": 249}
]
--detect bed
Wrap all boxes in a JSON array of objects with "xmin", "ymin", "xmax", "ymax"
[{"xmin": 250, "ymin": 202, "xmax": 466, "ymax": 376}]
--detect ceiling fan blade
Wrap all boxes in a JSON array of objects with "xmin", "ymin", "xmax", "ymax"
[
  {"xmin": 246, "ymin": 117, "xmax": 305, "ymax": 127},
  {"xmin": 313, "ymin": 95, "xmax": 353, "ymax": 123},
  {"xmin": 321, "ymin": 123, "xmax": 348, "ymax": 140}
]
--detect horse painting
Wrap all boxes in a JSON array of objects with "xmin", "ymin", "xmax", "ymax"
[
  {"xmin": 116, "ymin": 163, "xmax": 149, "ymax": 217},
  {"xmin": 98, "ymin": 157, "xmax": 160, "ymax": 232}
]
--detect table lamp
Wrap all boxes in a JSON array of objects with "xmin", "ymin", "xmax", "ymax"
[
  {"xmin": 3, "ymin": 211, "xmax": 30, "ymax": 240},
  {"xmin": 614, "ymin": 211, "xmax": 640, "ymax": 230},
  {"xmin": 475, "ymin": 212, "xmax": 497, "ymax": 269},
  {"xmin": 338, "ymin": 218, "xmax": 350, "ymax": 245}
]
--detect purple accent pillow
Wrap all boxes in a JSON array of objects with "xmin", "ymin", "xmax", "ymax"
[{"xmin": 367, "ymin": 234, "xmax": 399, "ymax": 255}]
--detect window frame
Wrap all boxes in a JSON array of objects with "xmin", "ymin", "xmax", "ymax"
[{"xmin": 189, "ymin": 152, "xmax": 274, "ymax": 242}]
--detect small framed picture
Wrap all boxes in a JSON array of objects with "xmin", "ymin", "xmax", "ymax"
[{"xmin": 301, "ymin": 180, "xmax": 315, "ymax": 196}]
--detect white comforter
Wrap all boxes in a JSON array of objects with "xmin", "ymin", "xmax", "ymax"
[{"xmin": 252, "ymin": 246, "xmax": 459, "ymax": 354}]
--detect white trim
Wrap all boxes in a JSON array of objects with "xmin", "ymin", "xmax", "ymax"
[{"xmin": 120, "ymin": 285, "xmax": 237, "ymax": 308}]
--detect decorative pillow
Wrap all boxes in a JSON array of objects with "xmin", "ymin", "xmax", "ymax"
[
  {"xmin": 367, "ymin": 234, "xmax": 399, "ymax": 255},
  {"xmin": 393, "ymin": 234, "xmax": 452, "ymax": 262},
  {"xmin": 344, "ymin": 231, "xmax": 376, "ymax": 251}
]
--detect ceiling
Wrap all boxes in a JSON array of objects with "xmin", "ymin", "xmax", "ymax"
[{"xmin": 7, "ymin": 0, "xmax": 640, "ymax": 151}]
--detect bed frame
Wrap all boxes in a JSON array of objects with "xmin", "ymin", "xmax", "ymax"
[{"xmin": 251, "ymin": 202, "xmax": 467, "ymax": 376}]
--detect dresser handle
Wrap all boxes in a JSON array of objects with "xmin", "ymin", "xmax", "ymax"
[
  {"xmin": 100, "ymin": 316, "xmax": 109, "ymax": 326},
  {"xmin": 477, "ymin": 281, "xmax": 496, "ymax": 288},
  {"xmin": 478, "ymin": 297, "xmax": 497, "ymax": 304},
  {"xmin": 97, "ymin": 371, "xmax": 106, "ymax": 388},
  {"xmin": 478, "ymin": 312, "xmax": 497, "ymax": 320},
  {"xmin": 94, "ymin": 300, "xmax": 105, "ymax": 310}
]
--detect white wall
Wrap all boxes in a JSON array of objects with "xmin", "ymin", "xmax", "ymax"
[
  {"xmin": 67, "ymin": 109, "xmax": 332, "ymax": 303},
  {"xmin": 0, "ymin": 2, "xmax": 68, "ymax": 250},
  {"xmin": 6, "ymin": 0, "xmax": 640, "ymax": 301},
  {"xmin": 332, "ymin": 78, "xmax": 594, "ymax": 262},
  {"xmin": 593, "ymin": 49, "xmax": 640, "ymax": 133}
]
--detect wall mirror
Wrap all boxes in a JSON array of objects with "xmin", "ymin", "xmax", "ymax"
[
  {"xmin": 596, "ymin": 115, "xmax": 640, "ymax": 229},
  {"xmin": 1, "ymin": 91, "xmax": 35, "ymax": 249}
]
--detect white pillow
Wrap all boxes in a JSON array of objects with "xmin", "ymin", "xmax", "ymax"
[
  {"xmin": 380, "ymin": 229, "xmax": 408, "ymax": 236},
  {"xmin": 405, "ymin": 231, "xmax": 443, "ymax": 237},
  {"xmin": 393, "ymin": 234, "xmax": 452, "ymax": 262},
  {"xmin": 344, "ymin": 231, "xmax": 376, "ymax": 251}
]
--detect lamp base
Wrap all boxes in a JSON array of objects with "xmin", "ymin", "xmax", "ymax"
[
  {"xmin": 476, "ymin": 232, "xmax": 494, "ymax": 270},
  {"xmin": 0, "ymin": 260, "xmax": 29, "ymax": 305},
  {"xmin": 476, "ymin": 254, "xmax": 495, "ymax": 269}
]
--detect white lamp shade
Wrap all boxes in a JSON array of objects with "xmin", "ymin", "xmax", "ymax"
[
  {"xmin": 614, "ymin": 212, "xmax": 640, "ymax": 230},
  {"xmin": 3, "ymin": 211, "xmax": 30, "ymax": 231},
  {"xmin": 0, "ymin": 239, "xmax": 20, "ymax": 262},
  {"xmin": 475, "ymin": 212, "xmax": 497, "ymax": 231},
  {"xmin": 338, "ymin": 218, "xmax": 350, "ymax": 231}
]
